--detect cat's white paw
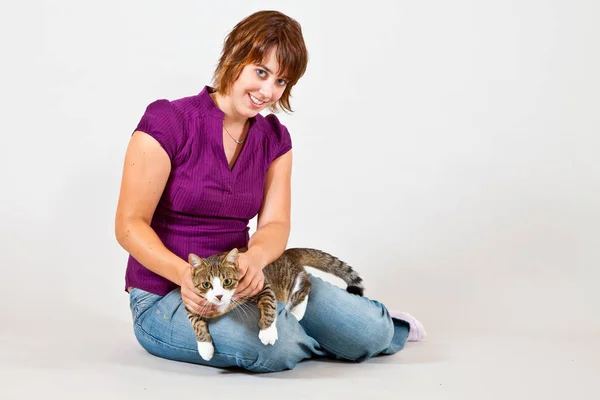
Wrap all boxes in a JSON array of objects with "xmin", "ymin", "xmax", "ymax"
[
  {"xmin": 197, "ymin": 341, "xmax": 214, "ymax": 361},
  {"xmin": 290, "ymin": 296, "xmax": 308, "ymax": 321},
  {"xmin": 258, "ymin": 322, "xmax": 278, "ymax": 345}
]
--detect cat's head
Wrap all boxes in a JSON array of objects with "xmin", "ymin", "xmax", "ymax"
[{"xmin": 188, "ymin": 249, "xmax": 241, "ymax": 309}]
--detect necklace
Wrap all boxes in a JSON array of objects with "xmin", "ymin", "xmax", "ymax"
[{"xmin": 223, "ymin": 123, "xmax": 246, "ymax": 145}]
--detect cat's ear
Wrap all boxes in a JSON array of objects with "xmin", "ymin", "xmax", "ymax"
[
  {"xmin": 225, "ymin": 248, "xmax": 239, "ymax": 264},
  {"xmin": 188, "ymin": 253, "xmax": 204, "ymax": 269}
]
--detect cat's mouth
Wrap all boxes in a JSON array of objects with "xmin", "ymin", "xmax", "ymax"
[{"xmin": 212, "ymin": 299, "xmax": 230, "ymax": 307}]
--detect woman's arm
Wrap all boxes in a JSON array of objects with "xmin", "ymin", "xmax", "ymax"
[
  {"xmin": 235, "ymin": 150, "xmax": 293, "ymax": 297},
  {"xmin": 115, "ymin": 131, "xmax": 191, "ymax": 285},
  {"xmin": 115, "ymin": 131, "xmax": 213, "ymax": 318}
]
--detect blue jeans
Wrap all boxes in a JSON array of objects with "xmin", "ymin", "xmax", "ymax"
[{"xmin": 129, "ymin": 275, "xmax": 409, "ymax": 373}]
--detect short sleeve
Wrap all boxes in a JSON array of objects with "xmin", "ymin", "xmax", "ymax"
[
  {"xmin": 265, "ymin": 114, "xmax": 293, "ymax": 164},
  {"xmin": 134, "ymin": 99, "xmax": 185, "ymax": 160}
]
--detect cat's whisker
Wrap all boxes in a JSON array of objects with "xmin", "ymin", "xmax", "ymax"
[
  {"xmin": 198, "ymin": 302, "xmax": 215, "ymax": 317},
  {"xmin": 236, "ymin": 308, "xmax": 252, "ymax": 323},
  {"xmin": 231, "ymin": 299, "xmax": 253, "ymax": 322},
  {"xmin": 229, "ymin": 298, "xmax": 245, "ymax": 314},
  {"xmin": 240, "ymin": 302, "xmax": 258, "ymax": 322}
]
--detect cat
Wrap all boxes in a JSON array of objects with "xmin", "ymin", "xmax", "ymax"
[{"xmin": 185, "ymin": 247, "xmax": 365, "ymax": 361}]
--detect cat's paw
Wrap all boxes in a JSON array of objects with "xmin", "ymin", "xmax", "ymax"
[
  {"xmin": 258, "ymin": 322, "xmax": 278, "ymax": 345},
  {"xmin": 290, "ymin": 296, "xmax": 308, "ymax": 321},
  {"xmin": 197, "ymin": 341, "xmax": 215, "ymax": 361}
]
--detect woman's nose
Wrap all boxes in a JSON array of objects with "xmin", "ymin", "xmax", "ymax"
[{"xmin": 259, "ymin": 83, "xmax": 273, "ymax": 100}]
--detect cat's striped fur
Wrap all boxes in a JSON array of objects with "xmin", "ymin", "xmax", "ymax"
[{"xmin": 185, "ymin": 247, "xmax": 364, "ymax": 360}]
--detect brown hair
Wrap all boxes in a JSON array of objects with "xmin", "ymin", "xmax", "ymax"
[{"xmin": 212, "ymin": 10, "xmax": 308, "ymax": 113}]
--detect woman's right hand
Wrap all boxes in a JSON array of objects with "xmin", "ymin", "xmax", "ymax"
[{"xmin": 179, "ymin": 266, "xmax": 216, "ymax": 315}]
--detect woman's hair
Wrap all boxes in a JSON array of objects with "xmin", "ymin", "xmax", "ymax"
[{"xmin": 212, "ymin": 10, "xmax": 308, "ymax": 113}]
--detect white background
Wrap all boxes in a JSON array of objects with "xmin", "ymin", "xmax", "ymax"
[{"xmin": 1, "ymin": 1, "xmax": 599, "ymax": 397}]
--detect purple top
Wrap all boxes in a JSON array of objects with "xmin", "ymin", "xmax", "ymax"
[{"xmin": 124, "ymin": 86, "xmax": 292, "ymax": 295}]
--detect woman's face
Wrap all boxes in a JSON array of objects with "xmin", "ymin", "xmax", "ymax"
[{"xmin": 228, "ymin": 47, "xmax": 288, "ymax": 119}]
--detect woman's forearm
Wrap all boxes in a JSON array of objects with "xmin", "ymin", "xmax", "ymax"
[
  {"xmin": 115, "ymin": 218, "xmax": 189, "ymax": 286},
  {"xmin": 246, "ymin": 221, "xmax": 290, "ymax": 268}
]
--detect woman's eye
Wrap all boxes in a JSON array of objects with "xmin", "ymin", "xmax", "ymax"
[
  {"xmin": 277, "ymin": 79, "xmax": 287, "ymax": 86},
  {"xmin": 202, "ymin": 282, "xmax": 211, "ymax": 289},
  {"xmin": 256, "ymin": 69, "xmax": 267, "ymax": 78},
  {"xmin": 223, "ymin": 279, "xmax": 232, "ymax": 286}
]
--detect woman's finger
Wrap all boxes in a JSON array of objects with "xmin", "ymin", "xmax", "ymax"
[
  {"xmin": 242, "ymin": 276, "xmax": 261, "ymax": 298},
  {"xmin": 241, "ymin": 276, "xmax": 259, "ymax": 297},
  {"xmin": 182, "ymin": 288, "xmax": 212, "ymax": 311},
  {"xmin": 183, "ymin": 285, "xmax": 205, "ymax": 303},
  {"xmin": 186, "ymin": 300, "xmax": 213, "ymax": 315},
  {"xmin": 250, "ymin": 278, "xmax": 264, "ymax": 297},
  {"xmin": 236, "ymin": 271, "xmax": 254, "ymax": 296},
  {"xmin": 236, "ymin": 286, "xmax": 249, "ymax": 299},
  {"xmin": 184, "ymin": 300, "xmax": 197, "ymax": 312},
  {"xmin": 238, "ymin": 263, "xmax": 248, "ymax": 280}
]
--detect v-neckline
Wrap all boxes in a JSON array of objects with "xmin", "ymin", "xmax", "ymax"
[
  {"xmin": 218, "ymin": 119, "xmax": 254, "ymax": 175},
  {"xmin": 203, "ymin": 87, "xmax": 256, "ymax": 176}
]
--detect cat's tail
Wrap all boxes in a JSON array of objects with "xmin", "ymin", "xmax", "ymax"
[{"xmin": 284, "ymin": 248, "xmax": 365, "ymax": 296}]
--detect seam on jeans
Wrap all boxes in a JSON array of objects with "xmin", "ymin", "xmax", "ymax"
[
  {"xmin": 133, "ymin": 320, "xmax": 277, "ymax": 372},
  {"xmin": 132, "ymin": 301, "xmax": 155, "ymax": 322},
  {"xmin": 131, "ymin": 294, "xmax": 162, "ymax": 322},
  {"xmin": 319, "ymin": 317, "xmax": 396, "ymax": 361},
  {"xmin": 315, "ymin": 340, "xmax": 356, "ymax": 360},
  {"xmin": 303, "ymin": 324, "xmax": 393, "ymax": 361},
  {"xmin": 130, "ymin": 290, "xmax": 160, "ymax": 309}
]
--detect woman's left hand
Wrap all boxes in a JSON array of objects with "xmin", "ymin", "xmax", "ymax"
[{"xmin": 235, "ymin": 251, "xmax": 265, "ymax": 299}]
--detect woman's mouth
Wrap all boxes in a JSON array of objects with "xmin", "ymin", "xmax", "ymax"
[{"xmin": 248, "ymin": 93, "xmax": 266, "ymax": 108}]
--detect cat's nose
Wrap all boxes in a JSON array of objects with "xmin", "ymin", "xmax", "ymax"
[{"xmin": 216, "ymin": 295, "xmax": 223, "ymax": 301}]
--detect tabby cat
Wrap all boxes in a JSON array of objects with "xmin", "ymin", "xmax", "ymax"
[{"xmin": 185, "ymin": 247, "xmax": 365, "ymax": 361}]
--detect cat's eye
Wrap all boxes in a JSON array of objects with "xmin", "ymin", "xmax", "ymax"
[
  {"xmin": 202, "ymin": 282, "xmax": 212, "ymax": 289},
  {"xmin": 223, "ymin": 278, "xmax": 232, "ymax": 286}
]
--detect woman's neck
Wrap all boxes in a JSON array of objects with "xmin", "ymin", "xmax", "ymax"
[{"xmin": 211, "ymin": 92, "xmax": 248, "ymax": 128}]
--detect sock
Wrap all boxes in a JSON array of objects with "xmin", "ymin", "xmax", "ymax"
[{"xmin": 389, "ymin": 310, "xmax": 426, "ymax": 342}]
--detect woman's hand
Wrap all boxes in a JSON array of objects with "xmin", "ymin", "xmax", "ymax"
[
  {"xmin": 235, "ymin": 251, "xmax": 266, "ymax": 299},
  {"xmin": 178, "ymin": 266, "xmax": 216, "ymax": 315}
]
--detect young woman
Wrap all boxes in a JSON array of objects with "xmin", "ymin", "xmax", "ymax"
[{"xmin": 115, "ymin": 10, "xmax": 425, "ymax": 373}]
